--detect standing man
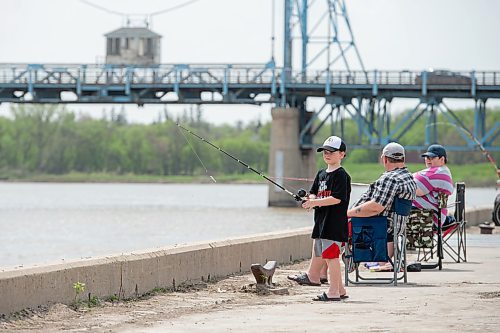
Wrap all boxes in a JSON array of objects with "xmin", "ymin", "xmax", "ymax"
[{"xmin": 347, "ymin": 142, "xmax": 417, "ymax": 266}]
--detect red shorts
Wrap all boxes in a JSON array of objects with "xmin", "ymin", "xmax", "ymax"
[{"xmin": 313, "ymin": 239, "xmax": 345, "ymax": 259}]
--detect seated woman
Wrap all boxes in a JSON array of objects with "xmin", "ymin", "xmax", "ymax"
[
  {"xmin": 406, "ymin": 144, "xmax": 454, "ymax": 251},
  {"xmin": 413, "ymin": 144, "xmax": 454, "ymax": 225}
]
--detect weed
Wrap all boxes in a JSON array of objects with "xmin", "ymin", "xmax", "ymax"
[
  {"xmin": 87, "ymin": 295, "xmax": 100, "ymax": 308},
  {"xmin": 72, "ymin": 282, "xmax": 85, "ymax": 303},
  {"xmin": 105, "ymin": 294, "xmax": 120, "ymax": 303}
]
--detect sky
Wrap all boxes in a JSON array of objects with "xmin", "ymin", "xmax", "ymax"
[{"xmin": 1, "ymin": 0, "xmax": 499, "ymax": 125}]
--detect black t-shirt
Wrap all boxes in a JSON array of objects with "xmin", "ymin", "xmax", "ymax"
[{"xmin": 309, "ymin": 167, "xmax": 351, "ymax": 242}]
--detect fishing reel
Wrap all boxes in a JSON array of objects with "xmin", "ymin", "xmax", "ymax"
[
  {"xmin": 296, "ymin": 189, "xmax": 317, "ymax": 209},
  {"xmin": 295, "ymin": 188, "xmax": 308, "ymax": 202}
]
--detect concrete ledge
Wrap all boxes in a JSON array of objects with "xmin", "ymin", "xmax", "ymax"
[
  {"xmin": 0, "ymin": 227, "xmax": 312, "ymax": 316},
  {"xmin": 463, "ymin": 206, "xmax": 493, "ymax": 226}
]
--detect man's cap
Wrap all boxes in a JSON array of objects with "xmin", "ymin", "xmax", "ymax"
[
  {"xmin": 382, "ymin": 142, "xmax": 405, "ymax": 160},
  {"xmin": 317, "ymin": 136, "xmax": 346, "ymax": 152},
  {"xmin": 421, "ymin": 144, "xmax": 447, "ymax": 159}
]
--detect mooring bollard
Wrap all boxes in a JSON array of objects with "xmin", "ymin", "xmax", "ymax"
[{"xmin": 479, "ymin": 222, "xmax": 495, "ymax": 234}]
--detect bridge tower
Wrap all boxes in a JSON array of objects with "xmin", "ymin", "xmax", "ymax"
[
  {"xmin": 269, "ymin": 0, "xmax": 366, "ymax": 206},
  {"xmin": 105, "ymin": 26, "xmax": 162, "ymax": 66}
]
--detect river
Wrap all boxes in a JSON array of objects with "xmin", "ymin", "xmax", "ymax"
[{"xmin": 0, "ymin": 183, "xmax": 496, "ymax": 269}]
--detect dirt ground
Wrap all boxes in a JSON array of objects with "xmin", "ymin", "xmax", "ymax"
[
  {"xmin": 1, "ymin": 227, "xmax": 500, "ymax": 333},
  {"xmin": 0, "ymin": 261, "xmax": 312, "ymax": 332}
]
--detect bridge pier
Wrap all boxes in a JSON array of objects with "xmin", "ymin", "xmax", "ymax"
[{"xmin": 268, "ymin": 107, "xmax": 316, "ymax": 207}]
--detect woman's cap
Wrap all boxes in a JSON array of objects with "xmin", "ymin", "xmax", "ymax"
[{"xmin": 421, "ymin": 144, "xmax": 447, "ymax": 158}]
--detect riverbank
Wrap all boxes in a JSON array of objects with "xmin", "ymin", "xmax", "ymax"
[
  {"xmin": 0, "ymin": 172, "xmax": 254, "ymax": 184},
  {"xmin": 1, "ymin": 226, "xmax": 499, "ymax": 332},
  {"xmin": 1, "ymin": 161, "xmax": 499, "ymax": 187}
]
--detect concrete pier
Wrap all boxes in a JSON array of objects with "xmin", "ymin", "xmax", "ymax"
[
  {"xmin": 0, "ymin": 207, "xmax": 493, "ymax": 317},
  {"xmin": 268, "ymin": 107, "xmax": 315, "ymax": 206}
]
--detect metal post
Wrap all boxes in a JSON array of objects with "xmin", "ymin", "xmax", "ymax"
[
  {"xmin": 300, "ymin": 0, "xmax": 308, "ymax": 81},
  {"xmin": 283, "ymin": 0, "xmax": 292, "ymax": 76},
  {"xmin": 474, "ymin": 99, "xmax": 486, "ymax": 141}
]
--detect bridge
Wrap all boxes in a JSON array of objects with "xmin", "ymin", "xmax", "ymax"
[{"xmin": 1, "ymin": 63, "xmax": 499, "ymax": 152}]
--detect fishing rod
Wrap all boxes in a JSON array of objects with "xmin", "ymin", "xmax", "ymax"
[
  {"xmin": 427, "ymin": 121, "xmax": 499, "ymax": 179},
  {"xmin": 268, "ymin": 176, "xmax": 369, "ymax": 187},
  {"xmin": 175, "ymin": 122, "xmax": 307, "ymax": 201}
]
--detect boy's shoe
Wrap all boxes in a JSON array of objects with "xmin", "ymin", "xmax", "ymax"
[
  {"xmin": 287, "ymin": 273, "xmax": 320, "ymax": 286},
  {"xmin": 313, "ymin": 292, "xmax": 341, "ymax": 302}
]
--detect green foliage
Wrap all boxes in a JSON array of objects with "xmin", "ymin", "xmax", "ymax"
[
  {"xmin": 344, "ymin": 149, "xmax": 380, "ymax": 164},
  {"xmin": 343, "ymin": 162, "xmax": 499, "ymax": 187},
  {"xmin": 0, "ymin": 104, "xmax": 497, "ymax": 186},
  {"xmin": 87, "ymin": 295, "xmax": 100, "ymax": 308},
  {"xmin": 311, "ymin": 106, "xmax": 499, "ymax": 164},
  {"xmin": 106, "ymin": 294, "xmax": 120, "ymax": 303},
  {"xmin": 343, "ymin": 162, "xmax": 384, "ymax": 184},
  {"xmin": 0, "ymin": 105, "xmax": 270, "ymax": 178},
  {"xmin": 72, "ymin": 281, "xmax": 85, "ymax": 302},
  {"xmin": 71, "ymin": 282, "xmax": 102, "ymax": 309}
]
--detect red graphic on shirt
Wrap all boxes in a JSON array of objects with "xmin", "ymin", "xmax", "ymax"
[{"xmin": 317, "ymin": 190, "xmax": 331, "ymax": 198}]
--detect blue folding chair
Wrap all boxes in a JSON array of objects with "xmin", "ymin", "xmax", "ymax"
[{"xmin": 345, "ymin": 197, "xmax": 412, "ymax": 286}]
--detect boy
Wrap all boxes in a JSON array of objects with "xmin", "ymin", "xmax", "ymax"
[{"xmin": 302, "ymin": 135, "xmax": 351, "ymax": 301}]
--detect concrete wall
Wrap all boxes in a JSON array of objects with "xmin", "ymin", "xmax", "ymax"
[
  {"xmin": 0, "ymin": 206, "xmax": 493, "ymax": 316},
  {"xmin": 463, "ymin": 206, "xmax": 493, "ymax": 226},
  {"xmin": 0, "ymin": 228, "xmax": 312, "ymax": 316}
]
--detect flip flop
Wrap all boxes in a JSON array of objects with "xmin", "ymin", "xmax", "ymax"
[
  {"xmin": 340, "ymin": 294, "xmax": 349, "ymax": 300},
  {"xmin": 313, "ymin": 292, "xmax": 341, "ymax": 302},
  {"xmin": 287, "ymin": 273, "xmax": 320, "ymax": 286},
  {"xmin": 287, "ymin": 273, "xmax": 304, "ymax": 281}
]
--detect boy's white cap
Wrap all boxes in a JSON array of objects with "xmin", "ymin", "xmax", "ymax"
[
  {"xmin": 317, "ymin": 136, "xmax": 346, "ymax": 152},
  {"xmin": 382, "ymin": 142, "xmax": 405, "ymax": 160}
]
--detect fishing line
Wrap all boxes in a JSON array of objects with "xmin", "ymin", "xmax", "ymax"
[
  {"xmin": 269, "ymin": 176, "xmax": 369, "ymax": 187},
  {"xmin": 177, "ymin": 125, "xmax": 217, "ymax": 183},
  {"xmin": 175, "ymin": 122, "xmax": 305, "ymax": 201},
  {"xmin": 426, "ymin": 121, "xmax": 499, "ymax": 179}
]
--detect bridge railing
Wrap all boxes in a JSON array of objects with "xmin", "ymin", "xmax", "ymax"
[
  {"xmin": 0, "ymin": 64, "xmax": 278, "ymax": 86},
  {"xmin": 1, "ymin": 64, "xmax": 500, "ymax": 87}
]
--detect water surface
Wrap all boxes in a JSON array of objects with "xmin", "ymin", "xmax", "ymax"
[{"xmin": 0, "ymin": 183, "xmax": 496, "ymax": 269}]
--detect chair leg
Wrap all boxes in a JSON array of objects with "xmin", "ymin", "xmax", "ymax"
[
  {"xmin": 403, "ymin": 237, "xmax": 408, "ymax": 283},
  {"xmin": 463, "ymin": 226, "xmax": 467, "ymax": 261},
  {"xmin": 441, "ymin": 222, "xmax": 467, "ymax": 263}
]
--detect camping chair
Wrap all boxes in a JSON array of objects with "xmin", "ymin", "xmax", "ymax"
[
  {"xmin": 408, "ymin": 192, "xmax": 448, "ymax": 270},
  {"xmin": 407, "ymin": 182, "xmax": 467, "ymax": 270},
  {"xmin": 345, "ymin": 197, "xmax": 412, "ymax": 286},
  {"xmin": 441, "ymin": 182, "xmax": 467, "ymax": 262}
]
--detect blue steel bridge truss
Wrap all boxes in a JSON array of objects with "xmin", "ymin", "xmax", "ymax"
[{"xmin": 0, "ymin": 63, "xmax": 499, "ymax": 152}]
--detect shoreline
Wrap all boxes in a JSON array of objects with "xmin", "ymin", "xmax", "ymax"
[{"xmin": 1, "ymin": 162, "xmax": 498, "ymax": 188}]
